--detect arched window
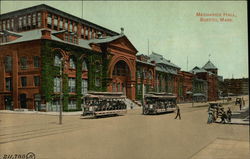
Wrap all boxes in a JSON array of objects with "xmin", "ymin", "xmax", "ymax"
[
  {"xmin": 54, "ymin": 53, "xmax": 62, "ymax": 66},
  {"xmin": 82, "ymin": 60, "xmax": 88, "ymax": 71},
  {"xmin": 4, "ymin": 56, "xmax": 12, "ymax": 72},
  {"xmin": 69, "ymin": 56, "xmax": 76, "ymax": 69}
]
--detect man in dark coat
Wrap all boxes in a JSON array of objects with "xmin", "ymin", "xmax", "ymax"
[{"xmin": 175, "ymin": 105, "xmax": 181, "ymax": 120}]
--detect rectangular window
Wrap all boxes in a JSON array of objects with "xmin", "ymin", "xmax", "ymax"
[
  {"xmin": 33, "ymin": 56, "xmax": 40, "ymax": 68},
  {"xmin": 6, "ymin": 78, "xmax": 12, "ymax": 91},
  {"xmin": 3, "ymin": 21, "xmax": 6, "ymax": 30},
  {"xmin": 68, "ymin": 99, "xmax": 76, "ymax": 110},
  {"xmin": 53, "ymin": 77, "xmax": 61, "ymax": 92},
  {"xmin": 54, "ymin": 16, "xmax": 58, "ymax": 26},
  {"xmin": 6, "ymin": 20, "xmax": 10, "ymax": 30},
  {"xmin": 137, "ymin": 84, "xmax": 141, "ymax": 94},
  {"xmin": 0, "ymin": 21, "xmax": 2, "ymax": 31},
  {"xmin": 34, "ymin": 76, "xmax": 40, "ymax": 86},
  {"xmin": 21, "ymin": 77, "xmax": 27, "ymax": 87},
  {"xmin": 65, "ymin": 34, "xmax": 68, "ymax": 42},
  {"xmin": 81, "ymin": 79, "xmax": 88, "ymax": 95},
  {"xmin": 11, "ymin": 19, "xmax": 14, "ymax": 30},
  {"xmin": 52, "ymin": 99, "xmax": 60, "ymax": 112},
  {"xmin": 112, "ymin": 83, "xmax": 116, "ymax": 92},
  {"xmin": 69, "ymin": 21, "xmax": 73, "ymax": 32},
  {"xmin": 59, "ymin": 18, "xmax": 63, "ymax": 29},
  {"xmin": 23, "ymin": 16, "xmax": 27, "ymax": 27},
  {"xmin": 28, "ymin": 15, "xmax": 31, "ymax": 26},
  {"xmin": 47, "ymin": 13, "xmax": 52, "ymax": 25},
  {"xmin": 74, "ymin": 25, "xmax": 77, "ymax": 33},
  {"xmin": 74, "ymin": 37, "xmax": 77, "ymax": 44},
  {"xmin": 20, "ymin": 57, "xmax": 27, "ymax": 69},
  {"xmin": 37, "ymin": 12, "xmax": 41, "ymax": 27},
  {"xmin": 68, "ymin": 78, "xmax": 76, "ymax": 93},
  {"xmin": 5, "ymin": 56, "xmax": 12, "ymax": 72},
  {"xmin": 64, "ymin": 21, "xmax": 68, "ymax": 30},
  {"xmin": 32, "ymin": 13, "xmax": 36, "ymax": 26},
  {"xmin": 69, "ymin": 35, "xmax": 73, "ymax": 43}
]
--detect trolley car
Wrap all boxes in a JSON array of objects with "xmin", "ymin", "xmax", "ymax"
[
  {"xmin": 81, "ymin": 92, "xmax": 127, "ymax": 118},
  {"xmin": 143, "ymin": 92, "xmax": 177, "ymax": 115}
]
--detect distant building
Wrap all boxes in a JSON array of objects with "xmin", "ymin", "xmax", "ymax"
[
  {"xmin": 223, "ymin": 78, "xmax": 249, "ymax": 95},
  {"xmin": 149, "ymin": 52, "xmax": 180, "ymax": 96},
  {"xmin": 190, "ymin": 60, "xmax": 219, "ymax": 101}
]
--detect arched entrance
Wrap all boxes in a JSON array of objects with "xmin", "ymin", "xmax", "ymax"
[
  {"xmin": 108, "ymin": 58, "xmax": 136, "ymax": 100},
  {"xmin": 112, "ymin": 61, "xmax": 130, "ymax": 95}
]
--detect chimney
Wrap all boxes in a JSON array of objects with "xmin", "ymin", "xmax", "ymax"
[
  {"xmin": 41, "ymin": 29, "xmax": 51, "ymax": 39},
  {"xmin": 120, "ymin": 27, "xmax": 124, "ymax": 35}
]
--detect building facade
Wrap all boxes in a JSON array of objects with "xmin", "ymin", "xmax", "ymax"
[
  {"xmin": 0, "ymin": 4, "xmax": 221, "ymax": 111},
  {"xmin": 222, "ymin": 78, "xmax": 249, "ymax": 96}
]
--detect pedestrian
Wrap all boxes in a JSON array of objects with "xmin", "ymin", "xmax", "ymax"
[
  {"xmin": 175, "ymin": 105, "xmax": 181, "ymax": 120},
  {"xmin": 221, "ymin": 109, "xmax": 227, "ymax": 124},
  {"xmin": 227, "ymin": 107, "xmax": 232, "ymax": 123},
  {"xmin": 130, "ymin": 102, "xmax": 133, "ymax": 109},
  {"xmin": 239, "ymin": 101, "xmax": 242, "ymax": 110},
  {"xmin": 242, "ymin": 98, "xmax": 245, "ymax": 107},
  {"xmin": 207, "ymin": 110, "xmax": 213, "ymax": 124}
]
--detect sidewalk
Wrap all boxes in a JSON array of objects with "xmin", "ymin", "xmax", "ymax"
[{"xmin": 0, "ymin": 109, "xmax": 82, "ymax": 116}]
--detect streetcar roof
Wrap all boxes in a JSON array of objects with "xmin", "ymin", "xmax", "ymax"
[
  {"xmin": 144, "ymin": 94, "xmax": 177, "ymax": 99},
  {"xmin": 85, "ymin": 93, "xmax": 126, "ymax": 99}
]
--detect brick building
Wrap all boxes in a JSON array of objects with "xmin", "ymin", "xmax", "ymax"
[
  {"xmin": 0, "ymin": 4, "xmax": 138, "ymax": 111},
  {"xmin": 0, "ymin": 4, "xmax": 221, "ymax": 111},
  {"xmin": 191, "ymin": 60, "xmax": 219, "ymax": 101},
  {"xmin": 222, "ymin": 78, "xmax": 249, "ymax": 95}
]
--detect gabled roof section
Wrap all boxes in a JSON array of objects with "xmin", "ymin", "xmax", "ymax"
[
  {"xmin": 149, "ymin": 52, "xmax": 180, "ymax": 69},
  {"xmin": 190, "ymin": 66, "xmax": 207, "ymax": 74},
  {"xmin": 89, "ymin": 34, "xmax": 138, "ymax": 53},
  {"xmin": 202, "ymin": 60, "xmax": 217, "ymax": 70}
]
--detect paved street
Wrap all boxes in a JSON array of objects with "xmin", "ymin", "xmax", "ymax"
[{"xmin": 0, "ymin": 97, "xmax": 249, "ymax": 159}]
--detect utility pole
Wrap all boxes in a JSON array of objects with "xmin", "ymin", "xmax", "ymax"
[
  {"xmin": 81, "ymin": 0, "xmax": 83, "ymax": 19},
  {"xmin": 147, "ymin": 39, "xmax": 149, "ymax": 56},
  {"xmin": 59, "ymin": 62, "xmax": 63, "ymax": 125}
]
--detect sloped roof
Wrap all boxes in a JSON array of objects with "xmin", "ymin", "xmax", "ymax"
[
  {"xmin": 155, "ymin": 64, "xmax": 178, "ymax": 75},
  {"xmin": 0, "ymin": 29, "xmax": 63, "ymax": 45},
  {"xmin": 89, "ymin": 34, "xmax": 138, "ymax": 53},
  {"xmin": 89, "ymin": 34, "xmax": 123, "ymax": 44},
  {"xmin": 149, "ymin": 52, "xmax": 180, "ymax": 69},
  {"xmin": 190, "ymin": 66, "xmax": 207, "ymax": 74},
  {"xmin": 202, "ymin": 60, "xmax": 217, "ymax": 70},
  {"xmin": 1, "ymin": 29, "xmax": 130, "ymax": 51}
]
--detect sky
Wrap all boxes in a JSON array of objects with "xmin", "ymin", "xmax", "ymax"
[{"xmin": 0, "ymin": 1, "xmax": 248, "ymax": 79}]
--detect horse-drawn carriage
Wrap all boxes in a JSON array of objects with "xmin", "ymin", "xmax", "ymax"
[
  {"xmin": 207, "ymin": 102, "xmax": 231, "ymax": 124},
  {"xmin": 81, "ymin": 92, "xmax": 127, "ymax": 118},
  {"xmin": 143, "ymin": 92, "xmax": 177, "ymax": 115}
]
